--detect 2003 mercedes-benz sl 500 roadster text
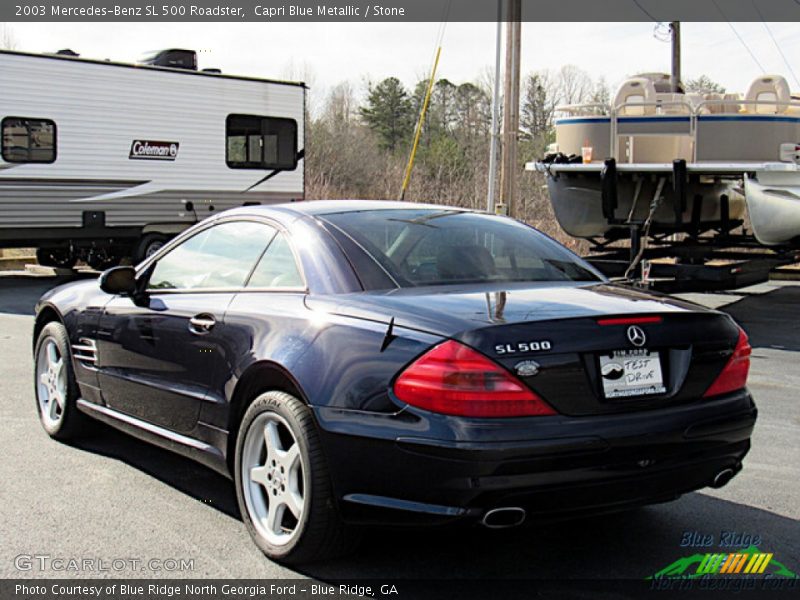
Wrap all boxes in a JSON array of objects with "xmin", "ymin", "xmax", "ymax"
[{"xmin": 33, "ymin": 201, "xmax": 757, "ymax": 563}]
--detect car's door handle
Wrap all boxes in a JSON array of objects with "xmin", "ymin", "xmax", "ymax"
[{"xmin": 189, "ymin": 314, "xmax": 216, "ymax": 334}]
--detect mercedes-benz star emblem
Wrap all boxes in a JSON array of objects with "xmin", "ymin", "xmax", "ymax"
[{"xmin": 627, "ymin": 325, "xmax": 647, "ymax": 347}]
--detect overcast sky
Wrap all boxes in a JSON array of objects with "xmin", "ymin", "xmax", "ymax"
[{"xmin": 4, "ymin": 21, "xmax": 799, "ymax": 104}]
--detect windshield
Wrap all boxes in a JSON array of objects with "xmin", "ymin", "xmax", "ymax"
[{"xmin": 321, "ymin": 209, "xmax": 602, "ymax": 288}]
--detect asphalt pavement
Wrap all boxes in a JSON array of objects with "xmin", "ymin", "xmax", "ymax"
[{"xmin": 0, "ymin": 272, "xmax": 798, "ymax": 586}]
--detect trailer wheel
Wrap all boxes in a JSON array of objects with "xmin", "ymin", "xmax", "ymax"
[
  {"xmin": 86, "ymin": 249, "xmax": 121, "ymax": 271},
  {"xmin": 36, "ymin": 247, "xmax": 77, "ymax": 270},
  {"xmin": 133, "ymin": 233, "xmax": 168, "ymax": 263}
]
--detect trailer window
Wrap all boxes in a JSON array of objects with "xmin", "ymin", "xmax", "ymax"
[
  {"xmin": 226, "ymin": 115, "xmax": 297, "ymax": 170},
  {"xmin": 2, "ymin": 117, "xmax": 56, "ymax": 163}
]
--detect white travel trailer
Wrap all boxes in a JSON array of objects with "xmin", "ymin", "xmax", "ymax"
[{"xmin": 0, "ymin": 49, "xmax": 305, "ymax": 268}]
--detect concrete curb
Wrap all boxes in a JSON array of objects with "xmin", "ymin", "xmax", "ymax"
[
  {"xmin": 770, "ymin": 268, "xmax": 800, "ymax": 281},
  {"xmin": 0, "ymin": 256, "xmax": 36, "ymax": 271}
]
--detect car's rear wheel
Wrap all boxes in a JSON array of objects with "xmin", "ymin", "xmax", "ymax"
[
  {"xmin": 34, "ymin": 322, "xmax": 91, "ymax": 440},
  {"xmin": 234, "ymin": 391, "xmax": 357, "ymax": 564}
]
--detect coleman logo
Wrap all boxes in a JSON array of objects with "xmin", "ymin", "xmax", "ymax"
[{"xmin": 129, "ymin": 140, "xmax": 179, "ymax": 161}]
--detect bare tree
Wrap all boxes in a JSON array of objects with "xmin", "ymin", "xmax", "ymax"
[
  {"xmin": 556, "ymin": 65, "xmax": 593, "ymax": 106},
  {"xmin": 280, "ymin": 59, "xmax": 318, "ymax": 116},
  {"xmin": 591, "ymin": 76, "xmax": 611, "ymax": 106},
  {"xmin": 325, "ymin": 81, "xmax": 358, "ymax": 124},
  {"xmin": 1, "ymin": 24, "xmax": 18, "ymax": 50}
]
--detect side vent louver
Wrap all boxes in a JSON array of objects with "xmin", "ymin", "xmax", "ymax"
[{"xmin": 71, "ymin": 338, "xmax": 98, "ymax": 365}]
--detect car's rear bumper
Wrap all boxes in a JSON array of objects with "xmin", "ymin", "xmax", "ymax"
[{"xmin": 312, "ymin": 391, "xmax": 756, "ymax": 526}]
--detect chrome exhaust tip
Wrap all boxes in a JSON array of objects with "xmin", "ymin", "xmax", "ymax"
[
  {"xmin": 711, "ymin": 468, "xmax": 735, "ymax": 489},
  {"xmin": 481, "ymin": 507, "xmax": 526, "ymax": 529}
]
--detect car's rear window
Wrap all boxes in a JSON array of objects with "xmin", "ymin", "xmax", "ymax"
[{"xmin": 320, "ymin": 209, "xmax": 601, "ymax": 288}]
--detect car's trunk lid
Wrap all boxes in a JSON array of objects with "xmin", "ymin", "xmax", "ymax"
[
  {"xmin": 455, "ymin": 311, "xmax": 739, "ymax": 415},
  {"xmin": 306, "ymin": 282, "xmax": 740, "ymax": 416},
  {"xmin": 305, "ymin": 282, "xmax": 710, "ymax": 336}
]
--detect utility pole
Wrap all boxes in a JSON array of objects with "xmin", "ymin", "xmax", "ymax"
[
  {"xmin": 486, "ymin": 8, "xmax": 502, "ymax": 213},
  {"xmin": 499, "ymin": 0, "xmax": 521, "ymax": 218},
  {"xmin": 670, "ymin": 21, "xmax": 681, "ymax": 92}
]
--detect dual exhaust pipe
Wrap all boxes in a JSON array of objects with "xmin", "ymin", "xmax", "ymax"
[
  {"xmin": 481, "ymin": 507, "xmax": 526, "ymax": 528},
  {"xmin": 711, "ymin": 467, "xmax": 736, "ymax": 489},
  {"xmin": 480, "ymin": 465, "xmax": 739, "ymax": 527}
]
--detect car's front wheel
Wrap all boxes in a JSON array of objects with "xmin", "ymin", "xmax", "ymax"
[
  {"xmin": 234, "ymin": 391, "xmax": 357, "ymax": 564},
  {"xmin": 34, "ymin": 321, "xmax": 91, "ymax": 439}
]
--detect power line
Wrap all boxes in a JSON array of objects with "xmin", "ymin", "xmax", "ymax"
[
  {"xmin": 712, "ymin": 0, "xmax": 767, "ymax": 72},
  {"xmin": 631, "ymin": 0, "xmax": 658, "ymax": 22},
  {"xmin": 424, "ymin": 0, "xmax": 451, "ymax": 83},
  {"xmin": 752, "ymin": 0, "xmax": 800, "ymax": 88}
]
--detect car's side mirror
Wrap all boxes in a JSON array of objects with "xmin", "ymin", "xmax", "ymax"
[{"xmin": 99, "ymin": 266, "xmax": 137, "ymax": 296}]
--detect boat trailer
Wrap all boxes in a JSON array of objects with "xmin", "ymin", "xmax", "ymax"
[{"xmin": 585, "ymin": 158, "xmax": 800, "ymax": 293}]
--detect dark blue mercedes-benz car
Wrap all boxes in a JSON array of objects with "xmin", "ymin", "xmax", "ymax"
[{"xmin": 33, "ymin": 200, "xmax": 756, "ymax": 563}]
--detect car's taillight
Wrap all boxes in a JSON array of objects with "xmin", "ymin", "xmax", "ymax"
[
  {"xmin": 393, "ymin": 340, "xmax": 556, "ymax": 418},
  {"xmin": 703, "ymin": 327, "xmax": 752, "ymax": 398}
]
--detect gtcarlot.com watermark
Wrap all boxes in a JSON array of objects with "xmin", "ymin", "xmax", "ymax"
[{"xmin": 14, "ymin": 554, "xmax": 194, "ymax": 573}]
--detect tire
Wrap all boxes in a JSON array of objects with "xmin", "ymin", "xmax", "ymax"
[
  {"xmin": 234, "ymin": 391, "xmax": 358, "ymax": 564},
  {"xmin": 36, "ymin": 247, "xmax": 77, "ymax": 270},
  {"xmin": 133, "ymin": 233, "xmax": 168, "ymax": 263},
  {"xmin": 33, "ymin": 322, "xmax": 92, "ymax": 440},
  {"xmin": 86, "ymin": 249, "xmax": 121, "ymax": 271}
]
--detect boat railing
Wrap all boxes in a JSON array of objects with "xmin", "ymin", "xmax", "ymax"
[
  {"xmin": 559, "ymin": 98, "xmax": 800, "ymax": 118},
  {"xmin": 613, "ymin": 100, "xmax": 695, "ymax": 116},
  {"xmin": 694, "ymin": 98, "xmax": 800, "ymax": 115},
  {"xmin": 554, "ymin": 103, "xmax": 610, "ymax": 116},
  {"xmin": 558, "ymin": 98, "xmax": 800, "ymax": 163}
]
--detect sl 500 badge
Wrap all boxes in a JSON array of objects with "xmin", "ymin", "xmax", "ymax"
[{"xmin": 495, "ymin": 340, "xmax": 552, "ymax": 355}]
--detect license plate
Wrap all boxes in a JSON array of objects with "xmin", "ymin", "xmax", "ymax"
[{"xmin": 599, "ymin": 349, "xmax": 666, "ymax": 399}]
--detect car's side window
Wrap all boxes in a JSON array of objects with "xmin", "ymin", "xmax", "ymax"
[
  {"xmin": 246, "ymin": 232, "xmax": 304, "ymax": 289},
  {"xmin": 148, "ymin": 221, "xmax": 276, "ymax": 291}
]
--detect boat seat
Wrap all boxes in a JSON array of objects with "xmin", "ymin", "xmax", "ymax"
[
  {"xmin": 721, "ymin": 93, "xmax": 743, "ymax": 114},
  {"xmin": 744, "ymin": 74, "xmax": 791, "ymax": 114},
  {"xmin": 703, "ymin": 93, "xmax": 725, "ymax": 114},
  {"xmin": 614, "ymin": 78, "xmax": 657, "ymax": 115}
]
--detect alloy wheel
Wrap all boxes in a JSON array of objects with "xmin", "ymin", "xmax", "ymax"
[
  {"xmin": 241, "ymin": 412, "xmax": 306, "ymax": 547},
  {"xmin": 36, "ymin": 338, "xmax": 66, "ymax": 428}
]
